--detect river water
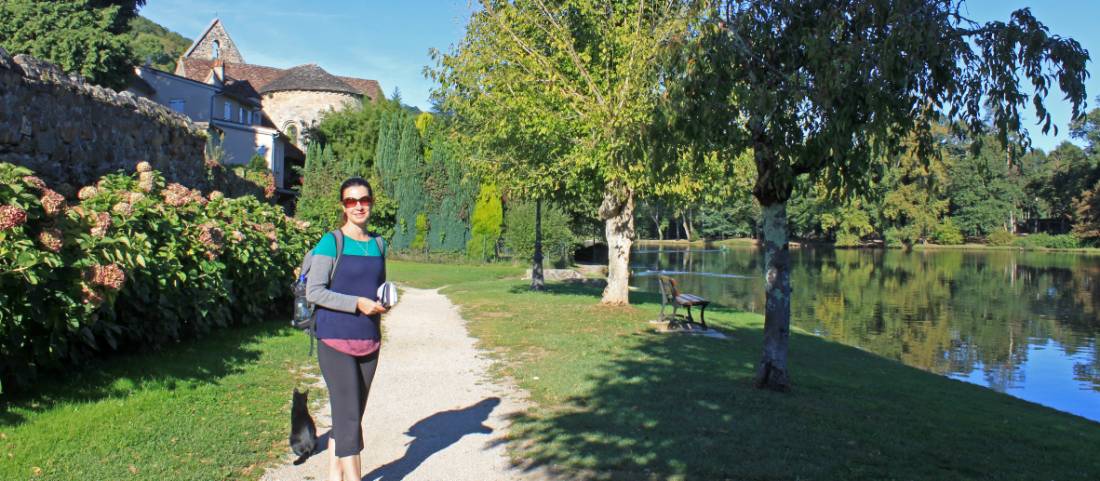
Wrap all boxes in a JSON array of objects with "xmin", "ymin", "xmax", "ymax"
[{"xmin": 631, "ymin": 246, "xmax": 1100, "ymax": 423}]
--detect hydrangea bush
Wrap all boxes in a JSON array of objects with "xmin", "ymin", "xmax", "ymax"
[{"xmin": 0, "ymin": 162, "xmax": 321, "ymax": 393}]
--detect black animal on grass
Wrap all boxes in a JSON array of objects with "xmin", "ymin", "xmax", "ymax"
[{"xmin": 289, "ymin": 388, "xmax": 318, "ymax": 465}]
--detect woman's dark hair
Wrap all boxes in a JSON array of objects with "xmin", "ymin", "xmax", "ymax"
[{"xmin": 338, "ymin": 177, "xmax": 373, "ymax": 200}]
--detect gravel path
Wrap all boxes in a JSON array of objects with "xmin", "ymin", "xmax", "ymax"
[{"xmin": 262, "ymin": 287, "xmax": 541, "ymax": 481}]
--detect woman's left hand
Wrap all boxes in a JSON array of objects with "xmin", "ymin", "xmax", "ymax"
[{"xmin": 356, "ymin": 297, "xmax": 388, "ymax": 316}]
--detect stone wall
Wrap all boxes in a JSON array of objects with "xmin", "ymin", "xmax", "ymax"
[
  {"xmin": 261, "ymin": 90, "xmax": 360, "ymax": 142},
  {"xmin": 0, "ymin": 48, "xmax": 207, "ymax": 190}
]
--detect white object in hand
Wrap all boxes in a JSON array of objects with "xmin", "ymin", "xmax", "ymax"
[{"xmin": 377, "ymin": 281, "xmax": 398, "ymax": 308}]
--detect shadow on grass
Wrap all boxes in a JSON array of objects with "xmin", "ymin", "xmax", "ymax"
[
  {"xmin": 362, "ymin": 398, "xmax": 499, "ymax": 481},
  {"xmin": 506, "ymin": 281, "xmax": 745, "ymax": 324},
  {"xmin": 505, "ymin": 325, "xmax": 1100, "ymax": 480},
  {"xmin": 507, "ymin": 281, "xmax": 668, "ymax": 305},
  {"xmin": 0, "ymin": 320, "xmax": 290, "ymax": 427}
]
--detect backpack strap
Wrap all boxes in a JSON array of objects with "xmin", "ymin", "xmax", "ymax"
[
  {"xmin": 331, "ymin": 229, "xmax": 344, "ymax": 283},
  {"xmin": 373, "ymin": 235, "xmax": 385, "ymax": 258},
  {"xmin": 310, "ymin": 229, "xmax": 345, "ymax": 356}
]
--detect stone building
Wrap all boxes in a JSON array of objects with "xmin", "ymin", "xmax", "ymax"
[{"xmin": 130, "ymin": 18, "xmax": 382, "ymax": 192}]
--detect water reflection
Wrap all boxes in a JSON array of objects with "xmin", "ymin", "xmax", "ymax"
[{"xmin": 631, "ymin": 246, "xmax": 1100, "ymax": 422}]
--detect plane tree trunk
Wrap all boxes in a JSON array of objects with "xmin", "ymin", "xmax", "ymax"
[{"xmin": 600, "ymin": 185, "xmax": 634, "ymax": 305}]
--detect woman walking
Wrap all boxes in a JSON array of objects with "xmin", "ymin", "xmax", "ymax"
[{"xmin": 306, "ymin": 177, "xmax": 388, "ymax": 480}]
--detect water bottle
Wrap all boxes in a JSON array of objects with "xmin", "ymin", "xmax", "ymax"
[{"xmin": 293, "ymin": 275, "xmax": 312, "ymax": 323}]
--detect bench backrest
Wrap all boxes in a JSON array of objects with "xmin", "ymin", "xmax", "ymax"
[{"xmin": 657, "ymin": 275, "xmax": 680, "ymax": 302}]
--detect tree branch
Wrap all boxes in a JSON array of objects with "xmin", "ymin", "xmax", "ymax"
[{"xmin": 533, "ymin": 0, "xmax": 607, "ymax": 107}]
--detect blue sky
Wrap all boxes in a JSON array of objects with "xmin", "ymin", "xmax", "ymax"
[{"xmin": 140, "ymin": 0, "xmax": 1100, "ymax": 152}]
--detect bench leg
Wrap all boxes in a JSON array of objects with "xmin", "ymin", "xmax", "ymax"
[
  {"xmin": 685, "ymin": 305, "xmax": 694, "ymax": 324},
  {"xmin": 699, "ymin": 304, "xmax": 708, "ymax": 330}
]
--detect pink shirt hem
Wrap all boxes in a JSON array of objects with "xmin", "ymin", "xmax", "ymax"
[{"xmin": 321, "ymin": 338, "xmax": 380, "ymax": 357}]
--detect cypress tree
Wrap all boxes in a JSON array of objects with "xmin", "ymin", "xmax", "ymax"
[{"xmin": 468, "ymin": 183, "xmax": 503, "ymax": 260}]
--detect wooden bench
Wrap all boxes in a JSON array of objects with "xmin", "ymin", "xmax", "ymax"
[{"xmin": 657, "ymin": 275, "xmax": 710, "ymax": 330}]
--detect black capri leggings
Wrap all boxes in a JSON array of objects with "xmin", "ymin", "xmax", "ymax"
[{"xmin": 317, "ymin": 341, "xmax": 379, "ymax": 457}]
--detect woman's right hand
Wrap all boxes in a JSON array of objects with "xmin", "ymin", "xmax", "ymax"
[{"xmin": 356, "ymin": 297, "xmax": 387, "ymax": 316}]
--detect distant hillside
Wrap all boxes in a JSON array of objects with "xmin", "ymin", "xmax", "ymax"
[{"xmin": 128, "ymin": 15, "xmax": 191, "ymax": 72}]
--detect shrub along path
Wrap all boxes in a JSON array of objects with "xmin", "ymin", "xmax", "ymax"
[{"xmin": 261, "ymin": 286, "xmax": 543, "ymax": 481}]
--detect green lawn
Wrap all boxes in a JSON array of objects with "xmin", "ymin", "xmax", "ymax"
[
  {"xmin": 391, "ymin": 260, "xmax": 1100, "ymax": 481},
  {"xmin": 5, "ymin": 260, "xmax": 1099, "ymax": 480},
  {"xmin": 0, "ymin": 321, "xmax": 318, "ymax": 481}
]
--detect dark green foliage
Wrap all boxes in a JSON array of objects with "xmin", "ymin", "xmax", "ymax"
[
  {"xmin": 314, "ymin": 98, "xmax": 393, "ymax": 178},
  {"xmin": 1036, "ymin": 142, "xmax": 1097, "ymax": 221},
  {"xmin": 468, "ymin": 183, "xmax": 503, "ymax": 260},
  {"xmin": 0, "ymin": 0, "xmax": 135, "ymax": 90},
  {"xmin": 503, "ymin": 201, "xmax": 575, "ymax": 266},
  {"xmin": 947, "ymin": 139, "xmax": 1024, "ymax": 237},
  {"xmin": 127, "ymin": 15, "xmax": 190, "ymax": 72},
  {"xmin": 88, "ymin": 0, "xmax": 145, "ymax": 29},
  {"xmin": 424, "ymin": 136, "xmax": 478, "ymax": 252},
  {"xmin": 696, "ymin": 200, "xmax": 759, "ymax": 240},
  {"xmin": 376, "ymin": 110, "xmax": 427, "ymax": 250},
  {"xmin": 294, "ymin": 142, "xmax": 343, "ymax": 230},
  {"xmin": 372, "ymin": 109, "xmax": 474, "ymax": 253}
]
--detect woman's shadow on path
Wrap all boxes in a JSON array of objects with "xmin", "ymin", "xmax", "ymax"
[{"xmin": 362, "ymin": 397, "xmax": 501, "ymax": 481}]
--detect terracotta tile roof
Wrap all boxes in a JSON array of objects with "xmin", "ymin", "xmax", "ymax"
[
  {"xmin": 177, "ymin": 58, "xmax": 381, "ymax": 99},
  {"xmin": 259, "ymin": 64, "xmax": 359, "ymax": 95},
  {"xmin": 338, "ymin": 77, "xmax": 383, "ymax": 101},
  {"xmin": 221, "ymin": 78, "xmax": 262, "ymax": 107},
  {"xmin": 177, "ymin": 58, "xmax": 283, "ymax": 89}
]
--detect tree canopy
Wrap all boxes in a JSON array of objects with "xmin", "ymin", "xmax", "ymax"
[
  {"xmin": 128, "ymin": 15, "xmax": 191, "ymax": 72},
  {"xmin": 430, "ymin": 0, "xmax": 710, "ymax": 304},
  {"xmin": 669, "ymin": 0, "xmax": 1089, "ymax": 390},
  {"xmin": 0, "ymin": 0, "xmax": 144, "ymax": 90}
]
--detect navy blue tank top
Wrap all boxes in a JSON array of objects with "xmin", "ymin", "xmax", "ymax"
[{"xmin": 313, "ymin": 232, "xmax": 386, "ymax": 340}]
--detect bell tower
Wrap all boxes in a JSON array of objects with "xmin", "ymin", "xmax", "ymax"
[{"xmin": 182, "ymin": 19, "xmax": 245, "ymax": 63}]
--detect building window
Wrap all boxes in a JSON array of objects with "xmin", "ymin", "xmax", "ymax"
[
  {"xmin": 212, "ymin": 40, "xmax": 220, "ymax": 59},
  {"xmin": 224, "ymin": 101, "xmax": 231, "ymax": 120},
  {"xmin": 285, "ymin": 124, "xmax": 298, "ymax": 146},
  {"xmin": 246, "ymin": 111, "xmax": 252, "ymax": 125},
  {"xmin": 168, "ymin": 99, "xmax": 185, "ymax": 113},
  {"xmin": 239, "ymin": 107, "xmax": 244, "ymax": 123}
]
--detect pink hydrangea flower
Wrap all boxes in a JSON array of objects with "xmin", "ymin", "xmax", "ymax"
[
  {"xmin": 77, "ymin": 186, "xmax": 98, "ymax": 200},
  {"xmin": 40, "ymin": 189, "xmax": 66, "ymax": 216},
  {"xmin": 90, "ymin": 212, "xmax": 112, "ymax": 237},
  {"xmin": 88, "ymin": 263, "xmax": 126, "ymax": 290},
  {"xmin": 37, "ymin": 228, "xmax": 63, "ymax": 253},
  {"xmin": 0, "ymin": 205, "xmax": 28, "ymax": 230},
  {"xmin": 22, "ymin": 176, "xmax": 46, "ymax": 190}
]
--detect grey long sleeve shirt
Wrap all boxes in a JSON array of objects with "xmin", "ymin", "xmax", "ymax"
[{"xmin": 305, "ymin": 254, "xmax": 359, "ymax": 314}]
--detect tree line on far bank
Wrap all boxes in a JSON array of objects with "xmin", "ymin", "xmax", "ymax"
[{"xmin": 637, "ymin": 116, "xmax": 1100, "ymax": 249}]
